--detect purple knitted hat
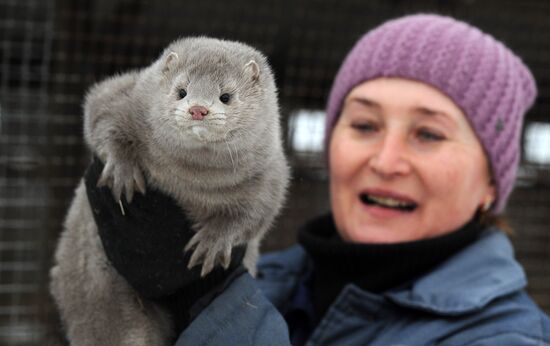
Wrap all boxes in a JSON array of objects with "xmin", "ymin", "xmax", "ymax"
[{"xmin": 326, "ymin": 14, "xmax": 537, "ymax": 214}]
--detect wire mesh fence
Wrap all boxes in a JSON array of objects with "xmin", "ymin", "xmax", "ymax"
[{"xmin": 1, "ymin": 0, "xmax": 549, "ymax": 344}]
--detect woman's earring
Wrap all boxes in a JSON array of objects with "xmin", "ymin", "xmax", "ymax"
[{"xmin": 482, "ymin": 197, "xmax": 493, "ymax": 212}]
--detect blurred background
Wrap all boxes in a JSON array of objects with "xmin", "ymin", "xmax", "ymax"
[{"xmin": 1, "ymin": 0, "xmax": 549, "ymax": 344}]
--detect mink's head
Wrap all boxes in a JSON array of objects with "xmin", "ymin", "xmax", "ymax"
[{"xmin": 146, "ymin": 37, "xmax": 278, "ymax": 156}]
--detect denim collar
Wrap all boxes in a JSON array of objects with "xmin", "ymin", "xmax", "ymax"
[
  {"xmin": 384, "ymin": 229, "xmax": 527, "ymax": 315},
  {"xmin": 258, "ymin": 229, "xmax": 526, "ymax": 317}
]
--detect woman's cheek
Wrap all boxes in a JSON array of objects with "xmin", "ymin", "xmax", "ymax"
[
  {"xmin": 422, "ymin": 154, "xmax": 462, "ymax": 197},
  {"xmin": 431, "ymin": 152, "xmax": 481, "ymax": 216}
]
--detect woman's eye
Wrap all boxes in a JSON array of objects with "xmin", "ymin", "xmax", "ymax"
[
  {"xmin": 178, "ymin": 89, "xmax": 187, "ymax": 99},
  {"xmin": 219, "ymin": 93, "xmax": 231, "ymax": 104},
  {"xmin": 417, "ymin": 128, "xmax": 445, "ymax": 141},
  {"xmin": 351, "ymin": 122, "xmax": 377, "ymax": 133}
]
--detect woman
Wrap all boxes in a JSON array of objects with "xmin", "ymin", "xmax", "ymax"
[{"xmin": 86, "ymin": 14, "xmax": 550, "ymax": 345}]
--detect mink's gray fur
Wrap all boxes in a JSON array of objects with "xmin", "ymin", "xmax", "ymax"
[{"xmin": 50, "ymin": 37, "xmax": 289, "ymax": 345}]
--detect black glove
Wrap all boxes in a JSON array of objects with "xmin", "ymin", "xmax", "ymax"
[{"xmin": 84, "ymin": 156, "xmax": 246, "ymax": 331}]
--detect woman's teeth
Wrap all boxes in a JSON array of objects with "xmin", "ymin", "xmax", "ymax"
[{"xmin": 360, "ymin": 194, "xmax": 417, "ymax": 211}]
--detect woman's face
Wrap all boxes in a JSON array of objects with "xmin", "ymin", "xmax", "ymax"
[{"xmin": 329, "ymin": 78, "xmax": 495, "ymax": 243}]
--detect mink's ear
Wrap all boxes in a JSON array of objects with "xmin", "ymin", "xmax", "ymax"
[
  {"xmin": 162, "ymin": 52, "xmax": 179, "ymax": 75},
  {"xmin": 244, "ymin": 60, "xmax": 260, "ymax": 82}
]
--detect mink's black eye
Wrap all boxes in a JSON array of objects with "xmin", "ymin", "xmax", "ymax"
[
  {"xmin": 178, "ymin": 89, "xmax": 187, "ymax": 99},
  {"xmin": 219, "ymin": 93, "xmax": 231, "ymax": 104}
]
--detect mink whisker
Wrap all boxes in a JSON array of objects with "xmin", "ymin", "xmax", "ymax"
[{"xmin": 225, "ymin": 140, "xmax": 237, "ymax": 173}]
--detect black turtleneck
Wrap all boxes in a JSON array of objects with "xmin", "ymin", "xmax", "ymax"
[{"xmin": 298, "ymin": 213, "xmax": 483, "ymax": 322}]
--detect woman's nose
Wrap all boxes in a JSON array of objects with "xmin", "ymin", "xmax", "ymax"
[{"xmin": 369, "ymin": 133, "xmax": 411, "ymax": 177}]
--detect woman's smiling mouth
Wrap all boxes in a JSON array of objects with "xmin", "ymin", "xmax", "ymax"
[{"xmin": 359, "ymin": 189, "xmax": 418, "ymax": 212}]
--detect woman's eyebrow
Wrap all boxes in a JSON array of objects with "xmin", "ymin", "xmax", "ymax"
[
  {"xmin": 414, "ymin": 106, "xmax": 449, "ymax": 117},
  {"xmin": 347, "ymin": 96, "xmax": 382, "ymax": 109},
  {"xmin": 346, "ymin": 98, "xmax": 459, "ymax": 129},
  {"xmin": 414, "ymin": 106, "xmax": 458, "ymax": 129}
]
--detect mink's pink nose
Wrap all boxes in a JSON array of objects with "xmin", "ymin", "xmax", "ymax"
[{"xmin": 189, "ymin": 105, "xmax": 209, "ymax": 120}]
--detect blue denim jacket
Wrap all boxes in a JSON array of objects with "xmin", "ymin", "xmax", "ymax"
[{"xmin": 176, "ymin": 230, "xmax": 550, "ymax": 345}]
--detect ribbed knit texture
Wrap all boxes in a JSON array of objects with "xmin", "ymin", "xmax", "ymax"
[{"xmin": 325, "ymin": 14, "xmax": 537, "ymax": 213}]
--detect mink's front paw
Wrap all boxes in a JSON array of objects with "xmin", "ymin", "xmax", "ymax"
[
  {"xmin": 97, "ymin": 157, "xmax": 146, "ymax": 203},
  {"xmin": 185, "ymin": 230, "xmax": 233, "ymax": 277}
]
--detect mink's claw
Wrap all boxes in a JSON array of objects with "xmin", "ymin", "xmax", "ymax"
[
  {"xmin": 97, "ymin": 158, "xmax": 145, "ymax": 204},
  {"xmin": 185, "ymin": 231, "xmax": 233, "ymax": 277}
]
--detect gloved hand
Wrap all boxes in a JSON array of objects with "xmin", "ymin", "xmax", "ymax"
[{"xmin": 84, "ymin": 156, "xmax": 246, "ymax": 330}]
